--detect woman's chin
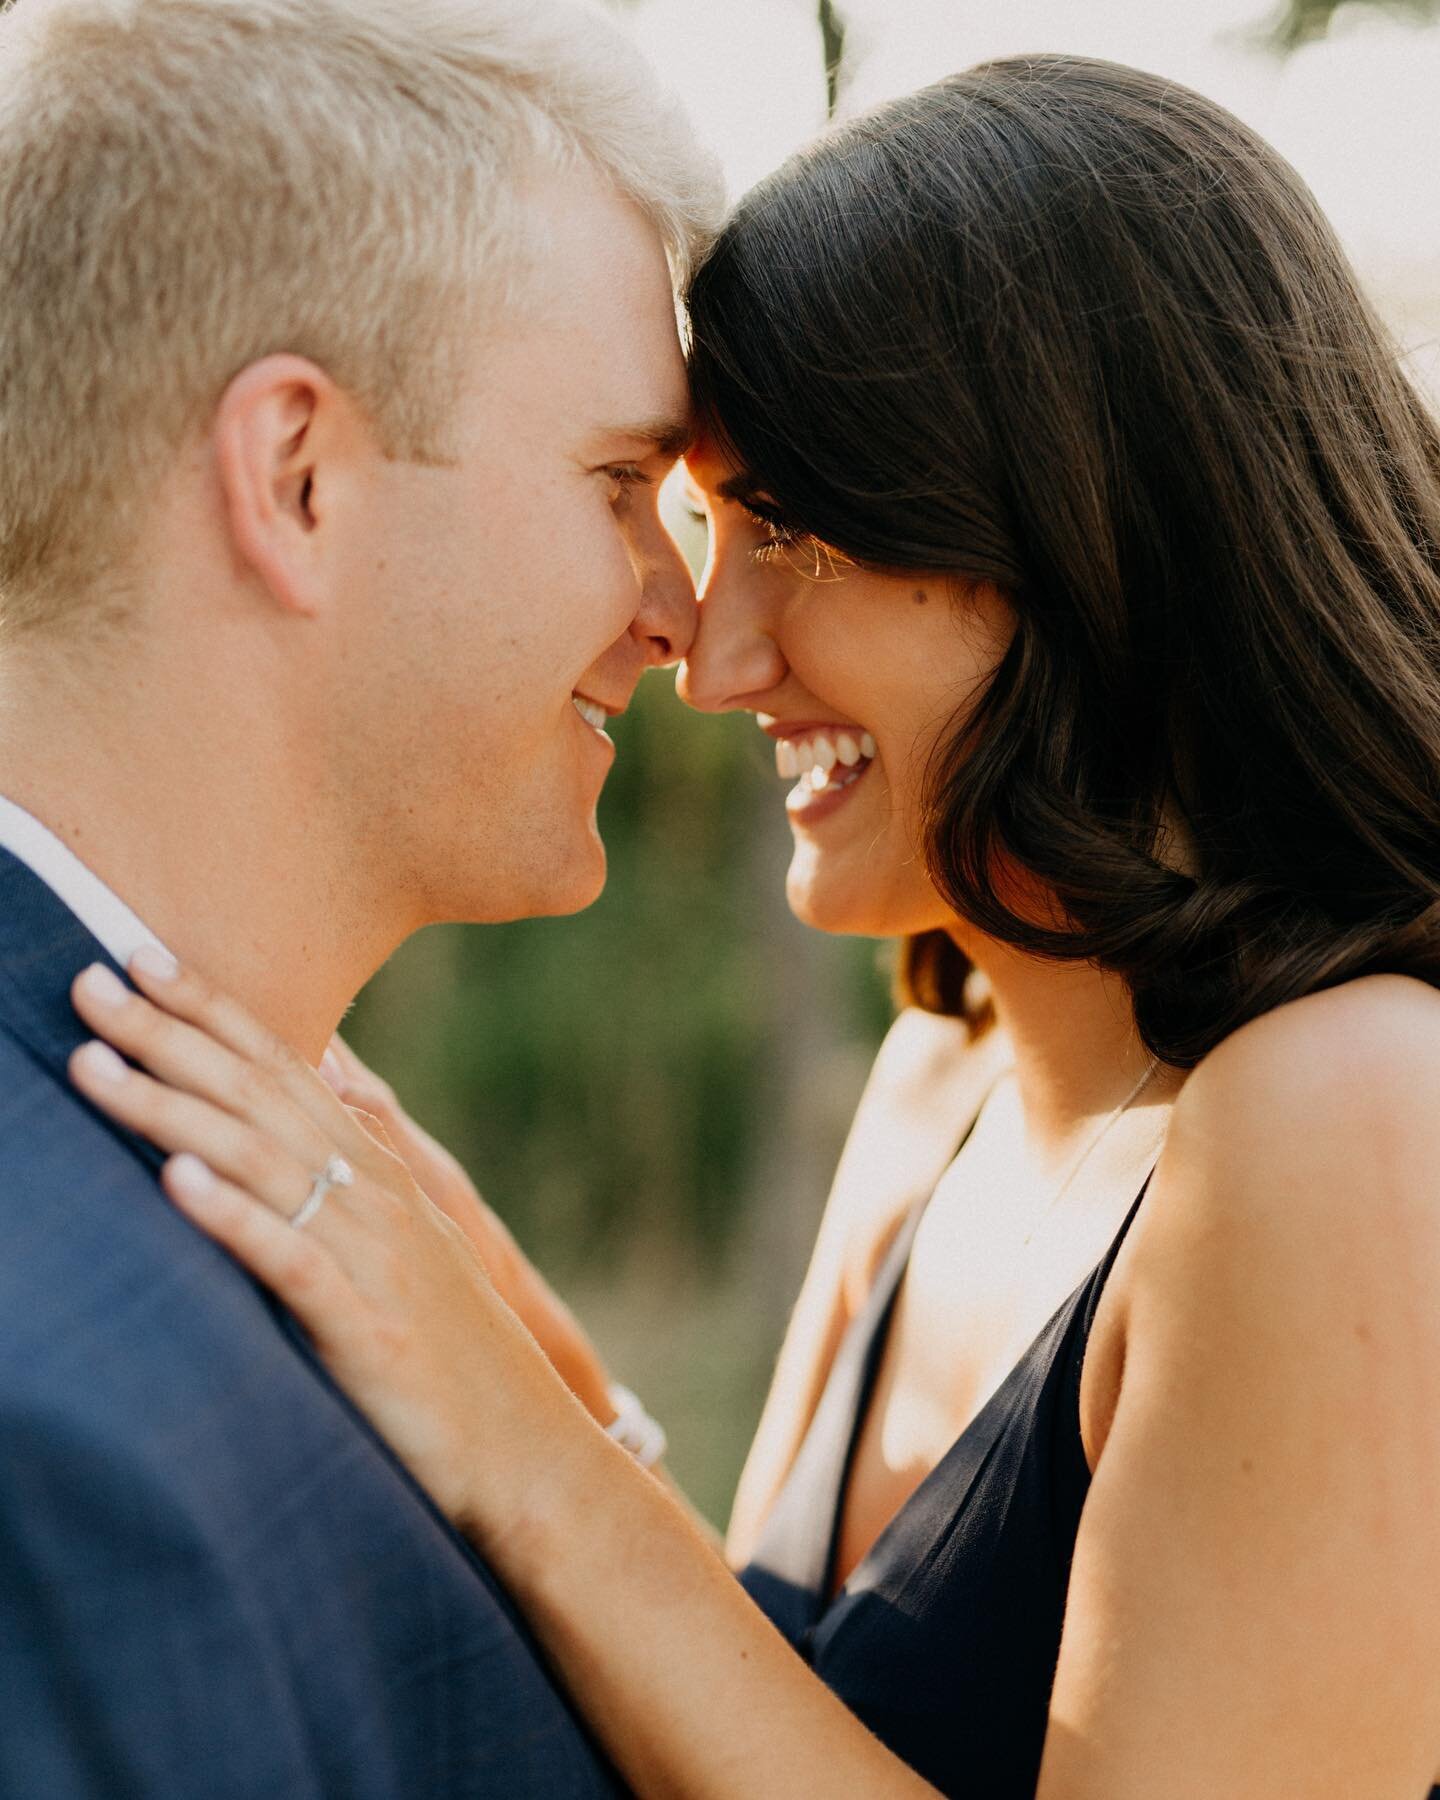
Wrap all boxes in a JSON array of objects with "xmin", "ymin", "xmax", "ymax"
[
  {"xmin": 784, "ymin": 850, "xmax": 954, "ymax": 940},
  {"xmin": 785, "ymin": 864, "xmax": 895, "ymax": 938}
]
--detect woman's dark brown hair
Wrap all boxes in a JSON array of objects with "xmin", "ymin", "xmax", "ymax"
[{"xmin": 686, "ymin": 54, "xmax": 1440, "ymax": 1067}]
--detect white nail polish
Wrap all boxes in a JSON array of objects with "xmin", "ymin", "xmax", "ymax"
[
  {"xmin": 169, "ymin": 1154, "xmax": 217, "ymax": 1200},
  {"xmin": 78, "ymin": 1040, "xmax": 128, "ymax": 1084},
  {"xmin": 78, "ymin": 964, "xmax": 129, "ymax": 1009},
  {"xmin": 131, "ymin": 944, "xmax": 179, "ymax": 981}
]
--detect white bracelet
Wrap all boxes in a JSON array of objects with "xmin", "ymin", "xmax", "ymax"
[{"xmin": 604, "ymin": 1383, "xmax": 668, "ymax": 1469}]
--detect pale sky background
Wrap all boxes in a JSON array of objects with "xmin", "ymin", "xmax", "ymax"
[{"xmin": 618, "ymin": 0, "xmax": 1440, "ymax": 399}]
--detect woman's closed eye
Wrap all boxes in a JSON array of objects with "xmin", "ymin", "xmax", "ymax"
[
  {"xmin": 681, "ymin": 471, "xmax": 840, "ymax": 575},
  {"xmin": 678, "ymin": 488, "xmax": 801, "ymax": 562},
  {"xmin": 738, "ymin": 500, "xmax": 851, "ymax": 582},
  {"xmin": 739, "ymin": 497, "xmax": 806, "ymax": 562}
]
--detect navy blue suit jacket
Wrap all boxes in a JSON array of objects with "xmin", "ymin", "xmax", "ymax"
[{"xmin": 0, "ymin": 848, "xmax": 619, "ymax": 1797}]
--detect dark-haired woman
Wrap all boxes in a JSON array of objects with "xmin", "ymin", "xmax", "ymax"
[{"xmin": 69, "ymin": 56, "xmax": 1440, "ymax": 1799}]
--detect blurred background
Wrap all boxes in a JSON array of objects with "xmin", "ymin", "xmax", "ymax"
[{"xmin": 346, "ymin": 0, "xmax": 1440, "ymax": 1527}]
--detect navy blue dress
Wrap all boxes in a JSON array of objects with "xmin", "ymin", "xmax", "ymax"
[{"xmin": 741, "ymin": 1172, "xmax": 1440, "ymax": 1798}]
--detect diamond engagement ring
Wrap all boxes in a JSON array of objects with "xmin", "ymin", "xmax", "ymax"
[{"xmin": 291, "ymin": 1152, "xmax": 355, "ymax": 1231}]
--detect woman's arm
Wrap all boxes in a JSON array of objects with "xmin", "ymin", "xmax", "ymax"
[{"xmin": 1038, "ymin": 976, "xmax": 1440, "ymax": 1799}]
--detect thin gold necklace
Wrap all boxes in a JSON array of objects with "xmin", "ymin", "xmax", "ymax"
[{"xmin": 1020, "ymin": 1058, "xmax": 1163, "ymax": 1249}]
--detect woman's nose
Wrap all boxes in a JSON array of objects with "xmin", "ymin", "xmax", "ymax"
[{"xmin": 676, "ymin": 566, "xmax": 788, "ymax": 714}]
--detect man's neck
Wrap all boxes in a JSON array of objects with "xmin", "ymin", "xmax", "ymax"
[{"xmin": 0, "ymin": 651, "xmax": 403, "ymax": 1064}]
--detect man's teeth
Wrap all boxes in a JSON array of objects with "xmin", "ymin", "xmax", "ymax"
[
  {"xmin": 573, "ymin": 695, "xmax": 608, "ymax": 730},
  {"xmin": 772, "ymin": 726, "xmax": 877, "ymax": 785}
]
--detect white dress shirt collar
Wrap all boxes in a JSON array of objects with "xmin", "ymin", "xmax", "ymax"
[{"xmin": 0, "ymin": 792, "xmax": 173, "ymax": 970}]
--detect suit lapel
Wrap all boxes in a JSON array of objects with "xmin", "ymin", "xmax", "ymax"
[{"xmin": 0, "ymin": 844, "xmax": 168, "ymax": 1176}]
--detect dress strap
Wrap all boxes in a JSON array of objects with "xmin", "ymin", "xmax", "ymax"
[{"xmin": 1077, "ymin": 1169, "xmax": 1155, "ymax": 1342}]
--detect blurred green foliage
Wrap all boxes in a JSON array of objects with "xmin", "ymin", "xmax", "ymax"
[
  {"xmin": 817, "ymin": 0, "xmax": 846, "ymax": 115},
  {"xmin": 1267, "ymin": 0, "xmax": 1440, "ymax": 48}
]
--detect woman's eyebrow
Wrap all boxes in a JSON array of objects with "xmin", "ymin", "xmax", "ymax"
[{"xmin": 716, "ymin": 471, "xmax": 768, "ymax": 503}]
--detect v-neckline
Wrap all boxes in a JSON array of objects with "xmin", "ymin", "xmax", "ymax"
[{"xmin": 820, "ymin": 1172, "xmax": 1153, "ymax": 1607}]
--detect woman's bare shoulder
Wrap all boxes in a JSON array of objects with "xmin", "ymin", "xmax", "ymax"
[
  {"xmin": 866, "ymin": 1003, "xmax": 977, "ymax": 1084},
  {"xmin": 854, "ymin": 1006, "xmax": 1005, "ymax": 1131},
  {"xmin": 1174, "ymin": 972, "xmax": 1440, "ymax": 1178},
  {"xmin": 1134, "ymin": 973, "xmax": 1440, "ymax": 1334}
]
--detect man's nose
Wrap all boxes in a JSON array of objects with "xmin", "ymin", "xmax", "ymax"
[
  {"xmin": 675, "ymin": 567, "xmax": 787, "ymax": 715},
  {"xmin": 631, "ymin": 530, "xmax": 699, "ymax": 669}
]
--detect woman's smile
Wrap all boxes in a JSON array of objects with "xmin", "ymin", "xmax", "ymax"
[{"xmin": 758, "ymin": 714, "xmax": 879, "ymax": 826}]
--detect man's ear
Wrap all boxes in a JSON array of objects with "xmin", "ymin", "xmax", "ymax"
[{"xmin": 213, "ymin": 355, "xmax": 361, "ymax": 617}]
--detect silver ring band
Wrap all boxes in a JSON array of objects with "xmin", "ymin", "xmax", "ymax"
[{"xmin": 291, "ymin": 1152, "xmax": 355, "ymax": 1231}]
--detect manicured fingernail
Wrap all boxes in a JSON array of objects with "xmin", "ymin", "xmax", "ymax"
[
  {"xmin": 168, "ymin": 1154, "xmax": 217, "ymax": 1201},
  {"xmin": 318, "ymin": 1047, "xmax": 346, "ymax": 1093},
  {"xmin": 75, "ymin": 1039, "xmax": 129, "ymax": 1084},
  {"xmin": 77, "ymin": 963, "xmax": 129, "ymax": 1009},
  {"xmin": 131, "ymin": 944, "xmax": 179, "ymax": 981}
]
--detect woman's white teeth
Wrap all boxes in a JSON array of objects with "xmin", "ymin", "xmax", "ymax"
[
  {"xmin": 770, "ymin": 725, "xmax": 876, "ymax": 790},
  {"xmin": 573, "ymin": 694, "xmax": 607, "ymax": 730}
]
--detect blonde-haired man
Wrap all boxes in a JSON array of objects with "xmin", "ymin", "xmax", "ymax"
[{"xmin": 0, "ymin": 0, "xmax": 718, "ymax": 1792}]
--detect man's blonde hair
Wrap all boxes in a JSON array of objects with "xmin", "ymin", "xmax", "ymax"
[{"xmin": 0, "ymin": 0, "xmax": 721, "ymax": 629}]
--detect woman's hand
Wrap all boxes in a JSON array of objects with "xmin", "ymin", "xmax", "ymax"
[
  {"xmin": 316, "ymin": 1033, "xmax": 615, "ymax": 1422},
  {"xmin": 66, "ymin": 952, "xmax": 598, "ymax": 1542}
]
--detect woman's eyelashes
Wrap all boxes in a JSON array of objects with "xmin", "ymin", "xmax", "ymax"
[
  {"xmin": 740, "ymin": 499, "xmax": 804, "ymax": 561},
  {"xmin": 742, "ymin": 506, "xmax": 852, "ymax": 582},
  {"xmin": 680, "ymin": 492, "xmax": 793, "ymax": 558},
  {"xmin": 682, "ymin": 484, "xmax": 829, "ymax": 572}
]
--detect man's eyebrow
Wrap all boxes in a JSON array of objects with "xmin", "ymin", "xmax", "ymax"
[{"xmin": 605, "ymin": 417, "xmax": 695, "ymax": 460}]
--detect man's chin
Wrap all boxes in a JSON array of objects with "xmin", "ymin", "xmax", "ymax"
[
  {"xmin": 486, "ymin": 833, "xmax": 609, "ymax": 924},
  {"xmin": 536, "ymin": 852, "xmax": 609, "ymax": 920}
]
